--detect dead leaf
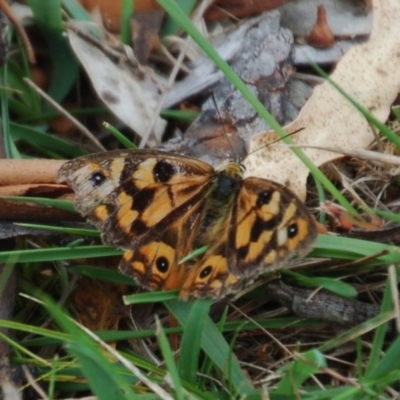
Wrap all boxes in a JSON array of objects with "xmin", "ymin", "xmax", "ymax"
[
  {"xmin": 68, "ymin": 29, "xmax": 166, "ymax": 142},
  {"xmin": 322, "ymin": 202, "xmax": 384, "ymax": 230},
  {"xmin": 74, "ymin": 275, "xmax": 129, "ymax": 332},
  {"xmin": 246, "ymin": 0, "xmax": 400, "ymax": 200}
]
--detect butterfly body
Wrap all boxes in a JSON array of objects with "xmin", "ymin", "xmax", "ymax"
[{"xmin": 58, "ymin": 149, "xmax": 317, "ymax": 299}]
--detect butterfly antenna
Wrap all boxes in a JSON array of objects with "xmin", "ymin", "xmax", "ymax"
[{"xmin": 247, "ymin": 127, "xmax": 306, "ymax": 157}]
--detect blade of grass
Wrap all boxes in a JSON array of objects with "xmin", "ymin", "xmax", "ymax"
[
  {"xmin": 124, "ymin": 290, "xmax": 179, "ymax": 304},
  {"xmin": 281, "ymin": 270, "xmax": 357, "ymax": 298},
  {"xmin": 30, "ymin": 0, "xmax": 80, "ymax": 105},
  {"xmin": 121, "ymin": 0, "xmax": 133, "ymax": 45},
  {"xmin": 0, "ymin": 245, "xmax": 121, "ymax": 264},
  {"xmin": 155, "ymin": 317, "xmax": 185, "ymax": 400},
  {"xmin": 160, "ymin": 0, "xmax": 197, "ymax": 36},
  {"xmin": 319, "ymin": 311, "xmax": 395, "ymax": 354},
  {"xmin": 72, "ymin": 265, "xmax": 136, "ymax": 285},
  {"xmin": 103, "ymin": 122, "xmax": 136, "ymax": 149},
  {"xmin": 1, "ymin": 62, "xmax": 13, "ymax": 158},
  {"xmin": 15, "ymin": 223, "xmax": 99, "ymax": 237},
  {"xmin": 178, "ymin": 298, "xmax": 211, "ymax": 385},
  {"xmin": 365, "ymin": 274, "xmax": 397, "ymax": 379},
  {"xmin": 11, "ymin": 122, "xmax": 88, "ymax": 157},
  {"xmin": 275, "ymin": 349, "xmax": 327, "ymax": 396},
  {"xmin": 312, "ymin": 234, "xmax": 400, "ymax": 265},
  {"xmin": 1, "ymin": 196, "xmax": 76, "ymax": 212}
]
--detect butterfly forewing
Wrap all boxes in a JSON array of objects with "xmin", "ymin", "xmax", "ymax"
[{"xmin": 58, "ymin": 149, "xmax": 214, "ymax": 249}]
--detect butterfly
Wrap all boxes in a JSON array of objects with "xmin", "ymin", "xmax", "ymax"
[{"xmin": 58, "ymin": 149, "xmax": 317, "ymax": 299}]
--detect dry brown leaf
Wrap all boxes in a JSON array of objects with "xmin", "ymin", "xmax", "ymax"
[
  {"xmin": 74, "ymin": 274, "xmax": 129, "ymax": 332},
  {"xmin": 245, "ymin": 0, "xmax": 400, "ymax": 200},
  {"xmin": 322, "ymin": 202, "xmax": 384, "ymax": 231},
  {"xmin": 132, "ymin": 9, "xmax": 164, "ymax": 65}
]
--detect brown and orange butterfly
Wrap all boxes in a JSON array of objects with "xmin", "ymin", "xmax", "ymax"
[{"xmin": 58, "ymin": 149, "xmax": 317, "ymax": 299}]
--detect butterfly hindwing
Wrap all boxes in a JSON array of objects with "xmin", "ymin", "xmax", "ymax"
[
  {"xmin": 119, "ymin": 195, "xmax": 207, "ymax": 290},
  {"xmin": 179, "ymin": 177, "xmax": 318, "ymax": 299},
  {"xmin": 228, "ymin": 177, "xmax": 318, "ymax": 279}
]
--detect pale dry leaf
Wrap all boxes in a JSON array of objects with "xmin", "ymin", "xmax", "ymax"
[
  {"xmin": 246, "ymin": 0, "xmax": 400, "ymax": 200},
  {"xmin": 68, "ymin": 30, "xmax": 166, "ymax": 141}
]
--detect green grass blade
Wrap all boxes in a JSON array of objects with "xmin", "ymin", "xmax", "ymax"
[
  {"xmin": 282, "ymin": 270, "xmax": 357, "ymax": 298},
  {"xmin": 103, "ymin": 122, "xmax": 136, "ymax": 149},
  {"xmin": 178, "ymin": 298, "xmax": 211, "ymax": 384},
  {"xmin": 365, "ymin": 275, "xmax": 394, "ymax": 376},
  {"xmin": 1, "ymin": 63, "xmax": 13, "ymax": 158},
  {"xmin": 365, "ymin": 296, "xmax": 399, "ymax": 381},
  {"xmin": 30, "ymin": 0, "xmax": 80, "ymax": 105},
  {"xmin": 10, "ymin": 122, "xmax": 88, "ymax": 157},
  {"xmin": 73, "ymin": 265, "xmax": 135, "ymax": 285},
  {"xmin": 124, "ymin": 290, "xmax": 179, "ymax": 304},
  {"xmin": 155, "ymin": 318, "xmax": 185, "ymax": 400},
  {"xmin": 121, "ymin": 0, "xmax": 133, "ymax": 45},
  {"xmin": 160, "ymin": 0, "xmax": 197, "ymax": 36},
  {"xmin": 312, "ymin": 234, "xmax": 400, "ymax": 264},
  {"xmin": 16, "ymin": 223, "xmax": 99, "ymax": 237},
  {"xmin": 2, "ymin": 196, "xmax": 75, "ymax": 212},
  {"xmin": 275, "ymin": 349, "xmax": 327, "ymax": 396},
  {"xmin": 0, "ymin": 245, "xmax": 121, "ymax": 264}
]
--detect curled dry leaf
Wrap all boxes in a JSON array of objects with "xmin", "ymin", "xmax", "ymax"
[
  {"xmin": 322, "ymin": 202, "xmax": 384, "ymax": 231},
  {"xmin": 68, "ymin": 30, "xmax": 166, "ymax": 142},
  {"xmin": 0, "ymin": 159, "xmax": 64, "ymax": 185},
  {"xmin": 245, "ymin": 0, "xmax": 400, "ymax": 200}
]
